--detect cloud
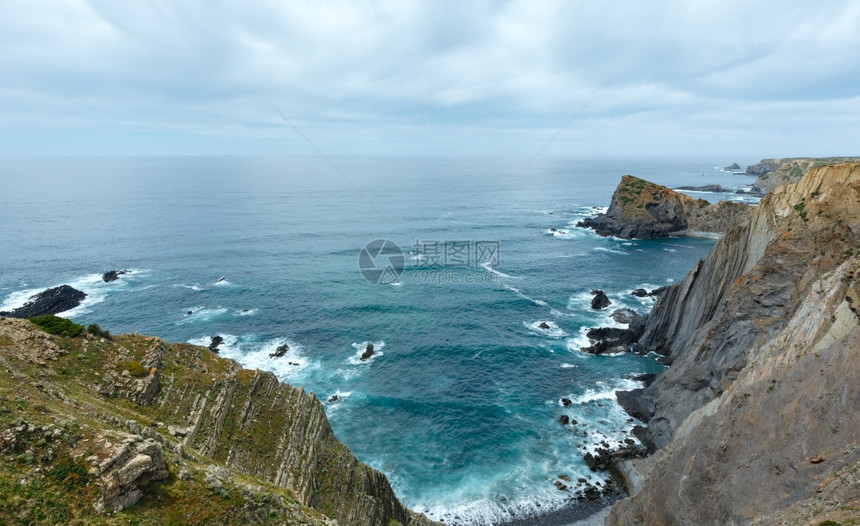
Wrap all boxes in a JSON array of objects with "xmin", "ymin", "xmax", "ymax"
[{"xmin": 0, "ymin": 0, "xmax": 858, "ymax": 155}]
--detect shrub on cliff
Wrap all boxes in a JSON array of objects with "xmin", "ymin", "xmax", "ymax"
[
  {"xmin": 29, "ymin": 315, "xmax": 84, "ymax": 337},
  {"xmin": 86, "ymin": 323, "xmax": 112, "ymax": 340}
]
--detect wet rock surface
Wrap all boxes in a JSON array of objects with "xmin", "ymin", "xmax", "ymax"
[{"xmin": 0, "ymin": 285, "xmax": 87, "ymax": 318}]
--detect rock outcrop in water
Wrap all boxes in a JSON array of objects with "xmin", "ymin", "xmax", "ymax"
[
  {"xmin": 607, "ymin": 162, "xmax": 860, "ymax": 525},
  {"xmin": 102, "ymin": 270, "xmax": 131, "ymax": 283},
  {"xmin": 0, "ymin": 317, "xmax": 437, "ymax": 525},
  {"xmin": 0, "ymin": 285, "xmax": 87, "ymax": 318},
  {"xmin": 577, "ymin": 175, "xmax": 754, "ymax": 239}
]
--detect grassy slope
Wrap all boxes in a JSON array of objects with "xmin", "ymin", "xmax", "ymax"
[{"xmin": 0, "ymin": 317, "xmax": 337, "ymax": 526}]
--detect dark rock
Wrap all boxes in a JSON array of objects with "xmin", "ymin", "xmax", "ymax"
[
  {"xmin": 676, "ymin": 184, "xmax": 724, "ymax": 193},
  {"xmin": 631, "ymin": 288, "xmax": 650, "ymax": 298},
  {"xmin": 650, "ymin": 286, "xmax": 669, "ymax": 297},
  {"xmin": 360, "ymin": 343, "xmax": 374, "ymax": 360},
  {"xmin": 580, "ymin": 319, "xmax": 647, "ymax": 355},
  {"xmin": 102, "ymin": 270, "xmax": 130, "ymax": 283},
  {"xmin": 628, "ymin": 372, "xmax": 658, "ymax": 387},
  {"xmin": 610, "ymin": 308, "xmax": 641, "ymax": 325},
  {"xmin": 616, "ymin": 388, "xmax": 654, "ymax": 423},
  {"xmin": 0, "ymin": 285, "xmax": 87, "ymax": 318},
  {"xmin": 216, "ymin": 277, "xmax": 227, "ymax": 283},
  {"xmin": 559, "ymin": 415, "xmax": 570, "ymax": 426},
  {"xmin": 208, "ymin": 336, "xmax": 223, "ymax": 353},
  {"xmin": 629, "ymin": 425, "xmax": 659, "ymax": 454},
  {"xmin": 269, "ymin": 344, "xmax": 289, "ymax": 359},
  {"xmin": 554, "ymin": 480, "xmax": 568, "ymax": 490},
  {"xmin": 558, "ymin": 474, "xmax": 571, "ymax": 481},
  {"xmin": 724, "ymin": 163, "xmax": 740, "ymax": 171},
  {"xmin": 327, "ymin": 395, "xmax": 339, "ymax": 403},
  {"xmin": 538, "ymin": 321, "xmax": 551, "ymax": 329},
  {"xmin": 187, "ymin": 311, "xmax": 193, "ymax": 315},
  {"xmin": 561, "ymin": 398, "xmax": 572, "ymax": 406},
  {"xmin": 583, "ymin": 448, "xmax": 612, "ymax": 471},
  {"xmin": 584, "ymin": 485, "xmax": 601, "ymax": 500},
  {"xmin": 591, "ymin": 290, "xmax": 612, "ymax": 310}
]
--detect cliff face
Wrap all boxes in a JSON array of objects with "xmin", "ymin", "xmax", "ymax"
[
  {"xmin": 608, "ymin": 162, "xmax": 860, "ymax": 524},
  {"xmin": 746, "ymin": 157, "xmax": 860, "ymax": 195},
  {"xmin": 0, "ymin": 318, "xmax": 436, "ymax": 526},
  {"xmin": 578, "ymin": 175, "xmax": 753, "ymax": 239}
]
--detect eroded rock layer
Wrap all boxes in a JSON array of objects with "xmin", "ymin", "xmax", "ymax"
[{"xmin": 608, "ymin": 162, "xmax": 860, "ymax": 525}]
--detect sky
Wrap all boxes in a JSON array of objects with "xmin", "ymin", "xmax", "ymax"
[{"xmin": 1, "ymin": 0, "xmax": 859, "ymax": 157}]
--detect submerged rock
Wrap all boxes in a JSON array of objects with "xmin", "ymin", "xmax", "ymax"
[
  {"xmin": 0, "ymin": 285, "xmax": 87, "ymax": 318},
  {"xmin": 102, "ymin": 270, "xmax": 130, "ymax": 283}
]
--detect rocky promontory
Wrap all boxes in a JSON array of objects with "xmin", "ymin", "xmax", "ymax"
[
  {"xmin": 0, "ymin": 285, "xmax": 86, "ymax": 318},
  {"xmin": 0, "ymin": 316, "xmax": 438, "ymax": 525},
  {"xmin": 607, "ymin": 161, "xmax": 860, "ymax": 525},
  {"xmin": 577, "ymin": 175, "xmax": 754, "ymax": 239}
]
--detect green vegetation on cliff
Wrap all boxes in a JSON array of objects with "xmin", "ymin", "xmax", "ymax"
[
  {"xmin": 0, "ymin": 317, "xmax": 436, "ymax": 526},
  {"xmin": 578, "ymin": 175, "xmax": 754, "ymax": 239}
]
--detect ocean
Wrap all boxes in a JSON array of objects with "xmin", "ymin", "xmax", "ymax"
[{"xmin": 0, "ymin": 155, "xmax": 759, "ymax": 525}]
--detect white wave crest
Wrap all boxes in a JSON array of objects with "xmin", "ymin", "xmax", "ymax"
[
  {"xmin": 524, "ymin": 320, "xmax": 567, "ymax": 338},
  {"xmin": 347, "ymin": 341, "xmax": 386, "ymax": 365}
]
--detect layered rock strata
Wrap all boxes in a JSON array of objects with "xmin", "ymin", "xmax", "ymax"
[
  {"xmin": 607, "ymin": 162, "xmax": 860, "ymax": 524},
  {"xmin": 577, "ymin": 175, "xmax": 754, "ymax": 239}
]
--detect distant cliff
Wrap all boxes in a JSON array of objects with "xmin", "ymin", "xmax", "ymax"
[
  {"xmin": 746, "ymin": 157, "xmax": 860, "ymax": 195},
  {"xmin": 577, "ymin": 175, "xmax": 754, "ymax": 239},
  {"xmin": 607, "ymin": 162, "xmax": 860, "ymax": 525},
  {"xmin": 0, "ymin": 317, "xmax": 437, "ymax": 526}
]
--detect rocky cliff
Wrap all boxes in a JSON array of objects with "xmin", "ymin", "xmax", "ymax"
[
  {"xmin": 577, "ymin": 175, "xmax": 754, "ymax": 239},
  {"xmin": 0, "ymin": 317, "xmax": 437, "ymax": 526},
  {"xmin": 607, "ymin": 162, "xmax": 860, "ymax": 524},
  {"xmin": 746, "ymin": 157, "xmax": 860, "ymax": 195}
]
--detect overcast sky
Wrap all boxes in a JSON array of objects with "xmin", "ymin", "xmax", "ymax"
[{"xmin": 2, "ymin": 0, "xmax": 859, "ymax": 157}]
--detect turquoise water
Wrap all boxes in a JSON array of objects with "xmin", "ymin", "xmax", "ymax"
[{"xmin": 0, "ymin": 156, "xmax": 757, "ymax": 524}]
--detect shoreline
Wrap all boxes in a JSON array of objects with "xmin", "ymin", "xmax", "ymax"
[{"xmin": 495, "ymin": 491, "xmax": 622, "ymax": 526}]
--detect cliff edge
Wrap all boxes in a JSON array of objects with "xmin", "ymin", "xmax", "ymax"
[
  {"xmin": 577, "ymin": 175, "xmax": 754, "ymax": 239},
  {"xmin": 607, "ymin": 162, "xmax": 860, "ymax": 525},
  {"xmin": 0, "ymin": 317, "xmax": 437, "ymax": 526},
  {"xmin": 746, "ymin": 157, "xmax": 860, "ymax": 195}
]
